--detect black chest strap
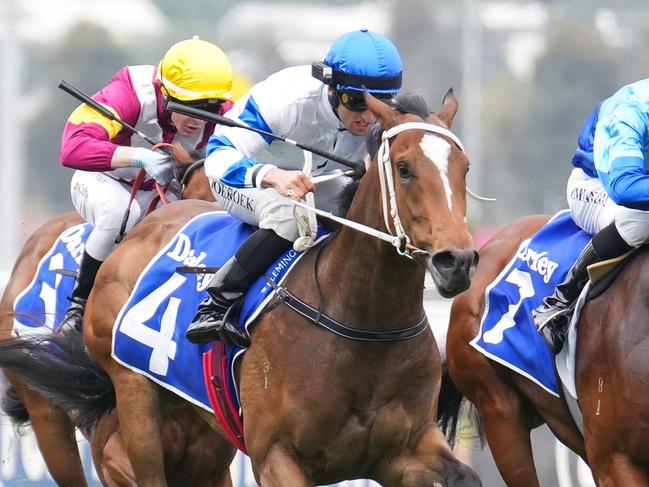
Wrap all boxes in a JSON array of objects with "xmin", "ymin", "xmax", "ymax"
[{"xmin": 272, "ymin": 286, "xmax": 429, "ymax": 342}]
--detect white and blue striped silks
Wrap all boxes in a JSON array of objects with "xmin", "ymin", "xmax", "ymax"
[{"xmin": 204, "ymin": 65, "xmax": 368, "ymax": 189}]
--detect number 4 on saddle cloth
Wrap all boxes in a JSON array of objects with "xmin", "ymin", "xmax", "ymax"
[
  {"xmin": 13, "ymin": 211, "xmax": 324, "ymax": 454},
  {"xmin": 470, "ymin": 210, "xmax": 591, "ymax": 398}
]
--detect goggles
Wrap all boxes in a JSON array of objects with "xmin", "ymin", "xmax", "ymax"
[
  {"xmin": 166, "ymin": 96, "xmax": 223, "ymax": 114},
  {"xmin": 337, "ymin": 90, "xmax": 394, "ymax": 112}
]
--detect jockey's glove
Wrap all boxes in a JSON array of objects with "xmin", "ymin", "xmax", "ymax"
[{"xmin": 131, "ymin": 147, "xmax": 174, "ymax": 185}]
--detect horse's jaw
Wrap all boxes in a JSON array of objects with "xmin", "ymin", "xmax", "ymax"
[{"xmin": 425, "ymin": 249, "xmax": 478, "ymax": 298}]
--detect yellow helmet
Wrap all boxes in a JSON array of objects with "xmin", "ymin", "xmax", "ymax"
[{"xmin": 158, "ymin": 36, "xmax": 233, "ymax": 103}]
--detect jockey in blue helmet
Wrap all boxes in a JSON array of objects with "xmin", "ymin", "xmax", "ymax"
[
  {"xmin": 314, "ymin": 28, "xmax": 402, "ymax": 114},
  {"xmin": 185, "ymin": 30, "xmax": 403, "ymax": 345}
]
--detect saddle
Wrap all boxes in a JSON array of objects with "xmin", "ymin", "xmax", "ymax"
[{"xmin": 586, "ymin": 249, "xmax": 635, "ymax": 299}]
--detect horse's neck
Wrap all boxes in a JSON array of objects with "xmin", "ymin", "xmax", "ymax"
[{"xmin": 316, "ymin": 183, "xmax": 426, "ymax": 328}]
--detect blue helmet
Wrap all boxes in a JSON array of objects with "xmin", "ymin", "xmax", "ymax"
[{"xmin": 314, "ymin": 29, "xmax": 402, "ymax": 95}]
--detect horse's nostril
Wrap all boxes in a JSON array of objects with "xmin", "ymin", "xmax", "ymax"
[
  {"xmin": 432, "ymin": 250, "xmax": 478, "ymax": 274},
  {"xmin": 432, "ymin": 251, "xmax": 458, "ymax": 272},
  {"xmin": 471, "ymin": 251, "xmax": 480, "ymax": 270}
]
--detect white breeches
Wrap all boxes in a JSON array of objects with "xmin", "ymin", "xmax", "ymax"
[
  {"xmin": 210, "ymin": 175, "xmax": 351, "ymax": 241},
  {"xmin": 567, "ymin": 167, "xmax": 649, "ymax": 248},
  {"xmin": 70, "ymin": 171, "xmax": 179, "ymax": 260}
]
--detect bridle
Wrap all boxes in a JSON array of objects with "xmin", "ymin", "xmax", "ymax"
[
  {"xmin": 376, "ymin": 121, "xmax": 466, "ymax": 258},
  {"xmin": 291, "ymin": 120, "xmax": 467, "ymax": 260}
]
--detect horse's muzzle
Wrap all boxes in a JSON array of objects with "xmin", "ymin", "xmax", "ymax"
[{"xmin": 427, "ymin": 249, "xmax": 479, "ymax": 298}]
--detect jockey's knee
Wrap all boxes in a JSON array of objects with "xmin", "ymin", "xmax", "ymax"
[
  {"xmin": 85, "ymin": 227, "xmax": 120, "ymax": 260},
  {"xmin": 96, "ymin": 199, "xmax": 142, "ymax": 234},
  {"xmin": 614, "ymin": 207, "xmax": 649, "ymax": 248},
  {"xmin": 258, "ymin": 203, "xmax": 300, "ymax": 241}
]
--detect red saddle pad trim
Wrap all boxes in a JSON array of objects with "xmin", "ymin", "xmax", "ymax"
[{"xmin": 202, "ymin": 342, "xmax": 247, "ymax": 453}]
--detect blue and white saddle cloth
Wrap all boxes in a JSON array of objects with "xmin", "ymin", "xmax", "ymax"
[
  {"xmin": 112, "ymin": 211, "xmax": 318, "ymax": 411},
  {"xmin": 470, "ymin": 210, "xmax": 591, "ymax": 396},
  {"xmin": 13, "ymin": 223, "xmax": 93, "ymax": 336}
]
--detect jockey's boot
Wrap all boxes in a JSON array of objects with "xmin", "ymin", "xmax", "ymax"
[
  {"xmin": 59, "ymin": 251, "xmax": 103, "ymax": 333},
  {"xmin": 533, "ymin": 221, "xmax": 633, "ymax": 353},
  {"xmin": 185, "ymin": 228, "xmax": 292, "ymax": 346},
  {"xmin": 532, "ymin": 242, "xmax": 598, "ymax": 353}
]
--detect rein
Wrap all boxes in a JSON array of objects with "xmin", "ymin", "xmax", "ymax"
[{"xmin": 116, "ymin": 143, "xmax": 172, "ymax": 243}]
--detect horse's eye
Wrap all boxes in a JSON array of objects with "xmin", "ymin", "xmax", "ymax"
[{"xmin": 396, "ymin": 162, "xmax": 411, "ymax": 179}]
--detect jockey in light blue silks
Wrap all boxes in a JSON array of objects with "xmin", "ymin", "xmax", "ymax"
[
  {"xmin": 185, "ymin": 29, "xmax": 404, "ymax": 345},
  {"xmin": 533, "ymin": 79, "xmax": 649, "ymax": 352}
]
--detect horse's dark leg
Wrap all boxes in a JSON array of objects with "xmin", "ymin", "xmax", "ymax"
[
  {"xmin": 447, "ymin": 309, "xmax": 540, "ymax": 487},
  {"xmin": 478, "ymin": 393, "xmax": 539, "ymax": 487},
  {"xmin": 163, "ymin": 407, "xmax": 236, "ymax": 487},
  {"xmin": 577, "ymin": 291, "xmax": 649, "ymax": 487},
  {"xmin": 254, "ymin": 444, "xmax": 313, "ymax": 487},
  {"xmin": 590, "ymin": 454, "xmax": 649, "ymax": 487},
  {"xmin": 5, "ymin": 371, "xmax": 89, "ymax": 487},
  {"xmin": 375, "ymin": 425, "xmax": 481, "ymax": 486},
  {"xmin": 109, "ymin": 364, "xmax": 167, "ymax": 487},
  {"xmin": 88, "ymin": 411, "xmax": 137, "ymax": 487}
]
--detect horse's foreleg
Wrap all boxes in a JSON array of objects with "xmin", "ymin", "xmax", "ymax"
[
  {"xmin": 375, "ymin": 425, "xmax": 481, "ymax": 487},
  {"xmin": 254, "ymin": 444, "xmax": 313, "ymax": 487},
  {"xmin": 6, "ymin": 373, "xmax": 88, "ymax": 487},
  {"xmin": 88, "ymin": 411, "xmax": 137, "ymax": 487},
  {"xmin": 477, "ymin": 393, "xmax": 539, "ymax": 487},
  {"xmin": 110, "ymin": 365, "xmax": 167, "ymax": 487},
  {"xmin": 448, "ymin": 317, "xmax": 540, "ymax": 487}
]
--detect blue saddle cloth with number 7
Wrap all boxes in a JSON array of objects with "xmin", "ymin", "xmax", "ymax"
[{"xmin": 470, "ymin": 210, "xmax": 591, "ymax": 396}]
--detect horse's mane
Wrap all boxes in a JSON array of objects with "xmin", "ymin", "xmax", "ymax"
[
  {"xmin": 336, "ymin": 92, "xmax": 432, "ymax": 219},
  {"xmin": 366, "ymin": 92, "xmax": 431, "ymax": 158},
  {"xmin": 391, "ymin": 92, "xmax": 431, "ymax": 119}
]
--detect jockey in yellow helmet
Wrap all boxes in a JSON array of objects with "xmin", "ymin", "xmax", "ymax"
[{"xmin": 58, "ymin": 37, "xmax": 233, "ymax": 332}]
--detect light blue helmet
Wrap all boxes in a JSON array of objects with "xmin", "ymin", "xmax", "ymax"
[{"xmin": 313, "ymin": 29, "xmax": 402, "ymax": 96}]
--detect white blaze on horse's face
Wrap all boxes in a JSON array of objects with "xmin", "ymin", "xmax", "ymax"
[{"xmin": 419, "ymin": 134, "xmax": 453, "ymax": 211}]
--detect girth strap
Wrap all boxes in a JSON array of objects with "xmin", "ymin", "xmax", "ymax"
[{"xmin": 274, "ymin": 286, "xmax": 429, "ymax": 342}]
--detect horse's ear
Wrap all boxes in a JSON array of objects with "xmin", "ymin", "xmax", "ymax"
[
  {"xmin": 365, "ymin": 91, "xmax": 398, "ymax": 129},
  {"xmin": 433, "ymin": 88, "xmax": 458, "ymax": 129},
  {"xmin": 171, "ymin": 142, "xmax": 194, "ymax": 164}
]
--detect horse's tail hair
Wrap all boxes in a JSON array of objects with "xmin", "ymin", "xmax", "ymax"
[
  {"xmin": 437, "ymin": 360, "xmax": 484, "ymax": 450},
  {"xmin": 1, "ymin": 384, "xmax": 29, "ymax": 428},
  {"xmin": 0, "ymin": 328, "xmax": 115, "ymax": 431}
]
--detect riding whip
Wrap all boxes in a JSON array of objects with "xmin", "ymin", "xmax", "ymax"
[
  {"xmin": 59, "ymin": 80, "xmax": 161, "ymax": 146},
  {"xmin": 165, "ymin": 101, "xmax": 365, "ymax": 177},
  {"xmin": 58, "ymin": 80, "xmax": 169, "ymax": 242}
]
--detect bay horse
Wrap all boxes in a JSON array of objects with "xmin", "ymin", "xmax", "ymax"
[
  {"xmin": 0, "ymin": 153, "xmax": 229, "ymax": 487},
  {"xmin": 442, "ymin": 213, "xmax": 649, "ymax": 486},
  {"xmin": 2, "ymin": 92, "xmax": 481, "ymax": 486}
]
